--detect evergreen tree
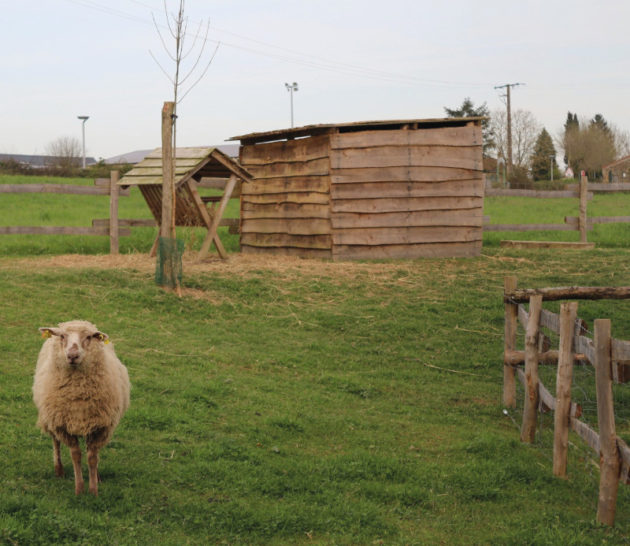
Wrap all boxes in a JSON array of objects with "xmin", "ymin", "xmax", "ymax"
[
  {"xmin": 530, "ymin": 128, "xmax": 558, "ymax": 181},
  {"xmin": 444, "ymin": 97, "xmax": 494, "ymax": 154},
  {"xmin": 563, "ymin": 112, "xmax": 579, "ymax": 169}
]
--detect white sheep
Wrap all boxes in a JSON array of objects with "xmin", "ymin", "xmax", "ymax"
[{"xmin": 32, "ymin": 320, "xmax": 130, "ymax": 496}]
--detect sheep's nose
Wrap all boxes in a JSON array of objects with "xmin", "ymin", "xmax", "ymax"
[{"xmin": 67, "ymin": 345, "xmax": 80, "ymax": 363}]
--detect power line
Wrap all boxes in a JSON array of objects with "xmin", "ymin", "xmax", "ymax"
[{"xmin": 64, "ymin": 0, "xmax": 492, "ymax": 89}]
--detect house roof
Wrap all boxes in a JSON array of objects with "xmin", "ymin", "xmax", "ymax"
[
  {"xmin": 118, "ymin": 146, "xmax": 252, "ymax": 187},
  {"xmin": 603, "ymin": 154, "xmax": 630, "ymax": 170},
  {"xmin": 229, "ymin": 117, "xmax": 485, "ymax": 145}
]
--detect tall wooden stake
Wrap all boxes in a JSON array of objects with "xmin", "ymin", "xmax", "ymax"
[
  {"xmin": 161, "ymin": 101, "xmax": 175, "ymax": 240},
  {"xmin": 553, "ymin": 301, "xmax": 578, "ymax": 478},
  {"xmin": 595, "ymin": 319, "xmax": 620, "ymax": 526},
  {"xmin": 504, "ymin": 276, "xmax": 518, "ymax": 408},
  {"xmin": 109, "ymin": 170, "xmax": 120, "ymax": 255},
  {"xmin": 521, "ymin": 295, "xmax": 542, "ymax": 443}
]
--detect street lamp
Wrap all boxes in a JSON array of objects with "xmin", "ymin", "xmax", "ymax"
[
  {"xmin": 284, "ymin": 82, "xmax": 298, "ymax": 128},
  {"xmin": 77, "ymin": 116, "xmax": 89, "ymax": 169}
]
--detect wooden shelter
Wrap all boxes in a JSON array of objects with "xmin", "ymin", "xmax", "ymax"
[
  {"xmin": 118, "ymin": 147, "xmax": 252, "ymax": 259},
  {"xmin": 230, "ymin": 117, "xmax": 485, "ymax": 259}
]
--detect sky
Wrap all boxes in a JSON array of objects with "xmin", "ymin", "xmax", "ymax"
[{"xmin": 1, "ymin": 0, "xmax": 629, "ymax": 161}]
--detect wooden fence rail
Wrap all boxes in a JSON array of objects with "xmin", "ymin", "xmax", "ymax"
[
  {"xmin": 486, "ymin": 176, "xmax": 630, "ymax": 248},
  {"xmin": 503, "ymin": 275, "xmax": 630, "ymax": 526}
]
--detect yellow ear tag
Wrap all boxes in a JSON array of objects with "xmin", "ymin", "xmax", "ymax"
[
  {"xmin": 42, "ymin": 331, "xmax": 51, "ymax": 339},
  {"xmin": 104, "ymin": 339, "xmax": 110, "ymax": 344}
]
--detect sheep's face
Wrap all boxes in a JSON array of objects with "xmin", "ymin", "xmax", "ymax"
[{"xmin": 39, "ymin": 323, "xmax": 109, "ymax": 368}]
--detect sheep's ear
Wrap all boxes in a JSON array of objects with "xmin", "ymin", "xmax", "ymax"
[
  {"xmin": 93, "ymin": 331, "xmax": 110, "ymax": 344},
  {"xmin": 39, "ymin": 327, "xmax": 62, "ymax": 339}
]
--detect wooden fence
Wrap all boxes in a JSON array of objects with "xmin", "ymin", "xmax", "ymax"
[
  {"xmin": 503, "ymin": 276, "xmax": 630, "ymax": 525},
  {"xmin": 486, "ymin": 175, "xmax": 630, "ymax": 249}
]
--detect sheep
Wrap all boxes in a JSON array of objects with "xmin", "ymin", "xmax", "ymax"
[{"xmin": 32, "ymin": 320, "xmax": 130, "ymax": 496}]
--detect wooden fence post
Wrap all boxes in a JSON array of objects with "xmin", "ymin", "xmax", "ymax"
[
  {"xmin": 504, "ymin": 276, "xmax": 518, "ymax": 408},
  {"xmin": 109, "ymin": 170, "xmax": 120, "ymax": 255},
  {"xmin": 594, "ymin": 318, "xmax": 620, "ymax": 526},
  {"xmin": 579, "ymin": 172, "xmax": 588, "ymax": 243},
  {"xmin": 553, "ymin": 301, "xmax": 578, "ymax": 478},
  {"xmin": 521, "ymin": 295, "xmax": 542, "ymax": 443}
]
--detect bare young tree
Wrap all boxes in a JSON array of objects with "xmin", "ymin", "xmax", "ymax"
[
  {"xmin": 150, "ymin": 0, "xmax": 219, "ymax": 292},
  {"xmin": 490, "ymin": 109, "xmax": 541, "ymax": 170},
  {"xmin": 45, "ymin": 136, "xmax": 82, "ymax": 172}
]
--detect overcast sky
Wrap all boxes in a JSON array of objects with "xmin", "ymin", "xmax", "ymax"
[{"xmin": 1, "ymin": 0, "xmax": 629, "ymax": 160}]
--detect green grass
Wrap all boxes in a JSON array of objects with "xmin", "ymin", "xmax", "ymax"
[
  {"xmin": 2, "ymin": 175, "xmax": 630, "ymax": 543},
  {"xmin": 2, "ymin": 250, "xmax": 630, "ymax": 544},
  {"xmin": 0, "ymin": 175, "xmax": 240, "ymax": 256}
]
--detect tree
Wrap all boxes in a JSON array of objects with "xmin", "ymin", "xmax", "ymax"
[
  {"xmin": 562, "ymin": 113, "xmax": 617, "ymax": 179},
  {"xmin": 530, "ymin": 128, "xmax": 559, "ymax": 181},
  {"xmin": 444, "ymin": 97, "xmax": 494, "ymax": 154},
  {"xmin": 45, "ymin": 136, "xmax": 82, "ymax": 174},
  {"xmin": 490, "ymin": 108, "xmax": 540, "ymax": 170},
  {"xmin": 562, "ymin": 112, "xmax": 579, "ymax": 168}
]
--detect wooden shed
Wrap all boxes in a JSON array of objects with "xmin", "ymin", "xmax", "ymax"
[{"xmin": 230, "ymin": 117, "xmax": 485, "ymax": 259}]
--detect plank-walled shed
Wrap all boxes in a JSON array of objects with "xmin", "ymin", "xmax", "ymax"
[{"xmin": 230, "ymin": 117, "xmax": 486, "ymax": 260}]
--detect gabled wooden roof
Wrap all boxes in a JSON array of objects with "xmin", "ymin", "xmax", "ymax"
[
  {"xmin": 229, "ymin": 117, "xmax": 486, "ymax": 145},
  {"xmin": 118, "ymin": 146, "xmax": 252, "ymax": 187}
]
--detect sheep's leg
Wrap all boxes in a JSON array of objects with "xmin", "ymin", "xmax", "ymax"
[
  {"xmin": 52, "ymin": 437, "xmax": 64, "ymax": 477},
  {"xmin": 87, "ymin": 446, "xmax": 99, "ymax": 496},
  {"xmin": 68, "ymin": 437, "xmax": 84, "ymax": 495}
]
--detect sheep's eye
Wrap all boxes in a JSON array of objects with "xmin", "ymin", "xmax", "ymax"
[{"xmin": 60, "ymin": 335, "xmax": 65, "ymax": 341}]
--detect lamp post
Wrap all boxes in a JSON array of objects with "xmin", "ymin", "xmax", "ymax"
[
  {"xmin": 284, "ymin": 82, "xmax": 298, "ymax": 128},
  {"xmin": 77, "ymin": 116, "xmax": 89, "ymax": 169}
]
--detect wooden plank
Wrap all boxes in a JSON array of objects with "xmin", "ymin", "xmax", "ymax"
[
  {"xmin": 506, "ymin": 286, "xmax": 630, "ymax": 303},
  {"xmin": 332, "ymin": 226, "xmax": 481, "ymax": 246},
  {"xmin": 612, "ymin": 338, "xmax": 630, "ymax": 362},
  {"xmin": 566, "ymin": 182, "xmax": 630, "ymax": 192},
  {"xmin": 331, "ymin": 166, "xmax": 482, "ymax": 184},
  {"xmin": 485, "ymin": 223, "xmax": 573, "ymax": 232},
  {"xmin": 244, "ymin": 158, "xmax": 330, "ymax": 179},
  {"xmin": 517, "ymin": 304, "xmax": 528, "ymax": 330},
  {"xmin": 330, "ymin": 146, "xmax": 482, "ymax": 171},
  {"xmin": 331, "ymin": 209, "xmax": 483, "ymax": 229},
  {"xmin": 500, "ymin": 241, "xmax": 596, "ymax": 250},
  {"xmin": 566, "ymin": 215, "xmax": 630, "ymax": 225},
  {"xmin": 198, "ymin": 175, "xmax": 237, "ymax": 259},
  {"xmin": 330, "ymin": 179, "xmax": 484, "ymax": 200},
  {"xmin": 594, "ymin": 319, "xmax": 619, "ymax": 526},
  {"xmin": 129, "ymin": 158, "xmax": 200, "ymax": 169},
  {"xmin": 521, "ymin": 295, "xmax": 542, "ymax": 443},
  {"xmin": 553, "ymin": 302, "xmax": 578, "ymax": 478},
  {"xmin": 241, "ymin": 218, "xmax": 330, "ymax": 235},
  {"xmin": 243, "ymin": 192, "xmax": 330, "ymax": 205},
  {"xmin": 540, "ymin": 308, "xmax": 560, "ymax": 334},
  {"xmin": 0, "ymin": 184, "xmax": 110, "ymax": 195},
  {"xmin": 575, "ymin": 335, "xmax": 595, "ymax": 364},
  {"xmin": 504, "ymin": 276, "xmax": 519, "ymax": 408},
  {"xmin": 331, "ymin": 196, "xmax": 483, "ymax": 214},
  {"xmin": 330, "ymin": 126, "xmax": 482, "ymax": 149},
  {"xmin": 485, "ymin": 188, "xmax": 583, "ymax": 198},
  {"xmin": 240, "ymin": 134, "xmax": 330, "ymax": 165},
  {"xmin": 241, "ymin": 176, "xmax": 330, "ymax": 195},
  {"xmin": 146, "ymin": 146, "xmax": 214, "ymax": 159},
  {"xmin": 0, "ymin": 226, "xmax": 130, "ymax": 236},
  {"xmin": 331, "ymin": 241, "xmax": 481, "ymax": 260},
  {"xmin": 570, "ymin": 416, "xmax": 600, "ymax": 453},
  {"xmin": 122, "ymin": 166, "xmax": 195, "ymax": 177},
  {"xmin": 504, "ymin": 349, "xmax": 587, "ymax": 366},
  {"xmin": 241, "ymin": 245, "xmax": 331, "ymax": 258},
  {"xmin": 93, "ymin": 218, "xmax": 157, "ymax": 227},
  {"xmin": 242, "ymin": 202, "xmax": 330, "ymax": 219},
  {"xmin": 241, "ymin": 232, "xmax": 331, "ymax": 250}
]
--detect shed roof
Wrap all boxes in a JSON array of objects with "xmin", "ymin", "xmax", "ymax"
[
  {"xmin": 603, "ymin": 154, "xmax": 630, "ymax": 170},
  {"xmin": 229, "ymin": 117, "xmax": 485, "ymax": 145},
  {"xmin": 118, "ymin": 146, "xmax": 252, "ymax": 187}
]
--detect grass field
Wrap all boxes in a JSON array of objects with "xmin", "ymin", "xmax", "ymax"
[{"xmin": 2, "ymin": 176, "xmax": 630, "ymax": 544}]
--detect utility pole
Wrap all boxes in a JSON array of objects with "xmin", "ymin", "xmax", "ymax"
[
  {"xmin": 494, "ymin": 83, "xmax": 524, "ymax": 177},
  {"xmin": 77, "ymin": 116, "xmax": 89, "ymax": 169}
]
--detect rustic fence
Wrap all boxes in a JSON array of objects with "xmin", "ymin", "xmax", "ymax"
[
  {"xmin": 503, "ymin": 276, "xmax": 630, "ymax": 525},
  {"xmin": 486, "ymin": 174, "xmax": 630, "ymax": 249}
]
